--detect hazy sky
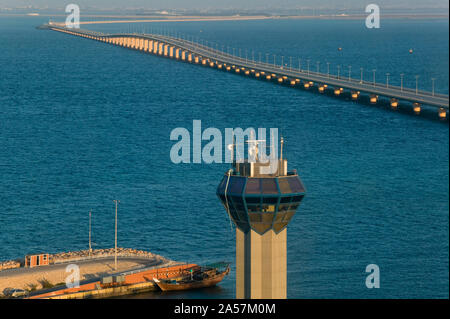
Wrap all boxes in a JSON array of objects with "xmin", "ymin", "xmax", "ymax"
[{"xmin": 1, "ymin": 0, "xmax": 448, "ymax": 10}]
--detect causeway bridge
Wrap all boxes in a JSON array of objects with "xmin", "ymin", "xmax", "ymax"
[{"xmin": 45, "ymin": 24, "xmax": 449, "ymax": 119}]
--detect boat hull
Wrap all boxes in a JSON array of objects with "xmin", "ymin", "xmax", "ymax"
[{"xmin": 154, "ymin": 268, "xmax": 229, "ymax": 292}]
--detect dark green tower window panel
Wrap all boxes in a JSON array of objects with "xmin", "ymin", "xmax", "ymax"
[
  {"xmin": 245, "ymin": 179, "xmax": 261, "ymax": 194},
  {"xmin": 278, "ymin": 178, "xmax": 292, "ymax": 193},
  {"xmin": 273, "ymin": 222, "xmax": 288, "ymax": 233},
  {"xmin": 217, "ymin": 176, "xmax": 227, "ymax": 194},
  {"xmin": 236, "ymin": 221, "xmax": 250, "ymax": 233},
  {"xmin": 292, "ymin": 195, "xmax": 304, "ymax": 202},
  {"xmin": 248, "ymin": 213, "xmax": 262, "ymax": 222},
  {"xmin": 261, "ymin": 179, "xmax": 278, "ymax": 194},
  {"xmin": 274, "ymin": 212, "xmax": 286, "ymax": 223},
  {"xmin": 280, "ymin": 196, "xmax": 292, "ymax": 203},
  {"xmin": 237, "ymin": 210, "xmax": 248, "ymax": 222},
  {"xmin": 287, "ymin": 177, "xmax": 305, "ymax": 193},
  {"xmin": 231, "ymin": 196, "xmax": 244, "ymax": 205},
  {"xmin": 261, "ymin": 212, "xmax": 274, "ymax": 223},
  {"xmin": 252, "ymin": 223, "xmax": 272, "ymax": 234},
  {"xmin": 283, "ymin": 211, "xmax": 296, "ymax": 222},
  {"xmin": 261, "ymin": 204, "xmax": 276, "ymax": 213},
  {"xmin": 231, "ymin": 196, "xmax": 245, "ymax": 211},
  {"xmin": 247, "ymin": 204, "xmax": 261, "ymax": 213},
  {"xmin": 245, "ymin": 197, "xmax": 261, "ymax": 204},
  {"xmin": 262, "ymin": 197, "xmax": 278, "ymax": 204},
  {"xmin": 229, "ymin": 209, "xmax": 239, "ymax": 222},
  {"xmin": 227, "ymin": 205, "xmax": 239, "ymax": 221},
  {"xmin": 229, "ymin": 177, "xmax": 245, "ymax": 194}
]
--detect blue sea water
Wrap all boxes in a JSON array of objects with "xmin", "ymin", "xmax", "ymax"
[{"xmin": 0, "ymin": 16, "xmax": 448, "ymax": 299}]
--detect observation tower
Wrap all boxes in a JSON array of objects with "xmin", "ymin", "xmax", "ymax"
[{"xmin": 217, "ymin": 137, "xmax": 306, "ymax": 299}]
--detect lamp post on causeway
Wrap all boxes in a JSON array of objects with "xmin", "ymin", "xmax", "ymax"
[
  {"xmin": 113, "ymin": 199, "xmax": 120, "ymax": 271},
  {"xmin": 400, "ymin": 73, "xmax": 404, "ymax": 92},
  {"xmin": 89, "ymin": 210, "xmax": 92, "ymax": 258},
  {"xmin": 327, "ymin": 62, "xmax": 330, "ymax": 78},
  {"xmin": 372, "ymin": 69, "xmax": 376, "ymax": 86},
  {"xmin": 386, "ymin": 73, "xmax": 390, "ymax": 88},
  {"xmin": 415, "ymin": 75, "xmax": 419, "ymax": 95},
  {"xmin": 337, "ymin": 65, "xmax": 340, "ymax": 79},
  {"xmin": 348, "ymin": 65, "xmax": 352, "ymax": 81},
  {"xmin": 307, "ymin": 59, "xmax": 310, "ymax": 75},
  {"xmin": 316, "ymin": 61, "xmax": 320, "ymax": 73},
  {"xmin": 431, "ymin": 78, "xmax": 436, "ymax": 96},
  {"xmin": 360, "ymin": 67, "xmax": 364, "ymax": 83}
]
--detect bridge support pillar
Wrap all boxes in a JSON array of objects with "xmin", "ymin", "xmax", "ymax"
[
  {"xmin": 169, "ymin": 46, "xmax": 174, "ymax": 58},
  {"xmin": 438, "ymin": 108, "xmax": 447, "ymax": 119},
  {"xmin": 158, "ymin": 43, "xmax": 163, "ymax": 55},
  {"xmin": 351, "ymin": 91, "xmax": 360, "ymax": 100},
  {"xmin": 153, "ymin": 41, "xmax": 158, "ymax": 53},
  {"xmin": 164, "ymin": 44, "xmax": 169, "ymax": 56},
  {"xmin": 370, "ymin": 95, "xmax": 378, "ymax": 104},
  {"xmin": 390, "ymin": 98, "xmax": 399, "ymax": 109},
  {"xmin": 148, "ymin": 40, "xmax": 153, "ymax": 52},
  {"xmin": 175, "ymin": 48, "xmax": 180, "ymax": 59},
  {"xmin": 413, "ymin": 102, "xmax": 421, "ymax": 115}
]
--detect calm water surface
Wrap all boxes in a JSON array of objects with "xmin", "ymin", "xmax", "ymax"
[{"xmin": 0, "ymin": 16, "xmax": 448, "ymax": 298}]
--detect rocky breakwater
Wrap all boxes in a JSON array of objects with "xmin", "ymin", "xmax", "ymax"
[
  {"xmin": 0, "ymin": 260, "xmax": 21, "ymax": 271},
  {"xmin": 50, "ymin": 247, "xmax": 172, "ymax": 264}
]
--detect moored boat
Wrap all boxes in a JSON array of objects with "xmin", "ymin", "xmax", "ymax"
[{"xmin": 153, "ymin": 262, "xmax": 230, "ymax": 291}]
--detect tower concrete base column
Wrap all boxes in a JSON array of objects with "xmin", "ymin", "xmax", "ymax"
[{"xmin": 236, "ymin": 228, "xmax": 287, "ymax": 299}]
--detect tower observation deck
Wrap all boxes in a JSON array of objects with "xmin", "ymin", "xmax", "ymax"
[{"xmin": 216, "ymin": 138, "xmax": 306, "ymax": 299}]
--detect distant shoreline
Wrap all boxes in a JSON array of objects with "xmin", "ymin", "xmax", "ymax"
[{"xmin": 0, "ymin": 13, "xmax": 448, "ymax": 23}]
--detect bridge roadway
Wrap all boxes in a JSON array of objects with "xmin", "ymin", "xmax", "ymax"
[{"xmin": 47, "ymin": 25, "xmax": 449, "ymax": 113}]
